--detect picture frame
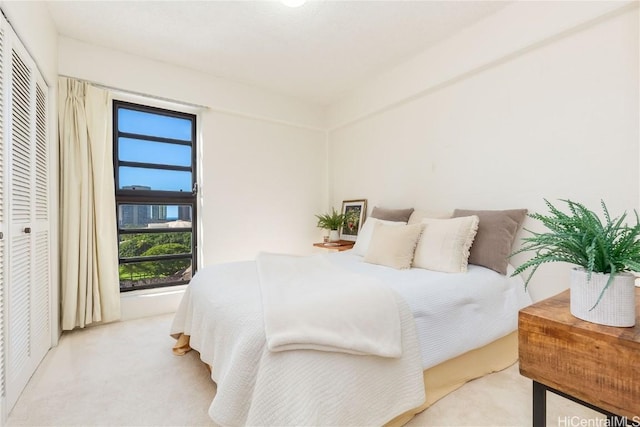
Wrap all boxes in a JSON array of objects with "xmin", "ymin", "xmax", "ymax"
[{"xmin": 340, "ymin": 199, "xmax": 367, "ymax": 241}]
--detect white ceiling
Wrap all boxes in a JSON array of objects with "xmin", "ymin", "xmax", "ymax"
[{"xmin": 47, "ymin": 1, "xmax": 510, "ymax": 106}]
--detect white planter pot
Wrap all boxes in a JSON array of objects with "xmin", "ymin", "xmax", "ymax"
[
  {"xmin": 328, "ymin": 229, "xmax": 340, "ymax": 242},
  {"xmin": 570, "ymin": 268, "xmax": 636, "ymax": 327}
]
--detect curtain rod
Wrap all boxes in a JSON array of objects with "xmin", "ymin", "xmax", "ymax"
[{"xmin": 59, "ymin": 74, "xmax": 209, "ymax": 110}]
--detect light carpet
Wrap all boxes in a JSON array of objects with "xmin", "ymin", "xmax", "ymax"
[{"xmin": 7, "ymin": 313, "xmax": 603, "ymax": 426}]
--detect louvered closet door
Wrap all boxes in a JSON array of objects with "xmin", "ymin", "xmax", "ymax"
[{"xmin": 5, "ymin": 35, "xmax": 50, "ymax": 412}]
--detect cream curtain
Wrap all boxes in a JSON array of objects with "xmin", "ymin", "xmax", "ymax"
[{"xmin": 59, "ymin": 77, "xmax": 121, "ymax": 330}]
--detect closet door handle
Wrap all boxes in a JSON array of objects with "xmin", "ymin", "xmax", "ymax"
[{"xmin": 24, "ymin": 227, "xmax": 31, "ymax": 234}]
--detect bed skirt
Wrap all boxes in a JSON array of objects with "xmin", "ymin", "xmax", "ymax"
[
  {"xmin": 172, "ymin": 331, "xmax": 518, "ymax": 426},
  {"xmin": 385, "ymin": 331, "xmax": 518, "ymax": 426}
]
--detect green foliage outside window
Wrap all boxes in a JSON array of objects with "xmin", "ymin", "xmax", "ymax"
[{"xmin": 119, "ymin": 232, "xmax": 191, "ymax": 281}]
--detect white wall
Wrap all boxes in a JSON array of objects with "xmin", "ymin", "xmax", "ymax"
[
  {"xmin": 59, "ymin": 37, "xmax": 324, "ymax": 130},
  {"xmin": 201, "ymin": 112, "xmax": 326, "ymax": 264},
  {"xmin": 58, "ymin": 37, "xmax": 327, "ymax": 318},
  {"xmin": 327, "ymin": 2, "xmax": 639, "ymax": 302}
]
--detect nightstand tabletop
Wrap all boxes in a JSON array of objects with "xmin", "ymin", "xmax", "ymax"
[{"xmin": 313, "ymin": 240, "xmax": 355, "ymax": 251}]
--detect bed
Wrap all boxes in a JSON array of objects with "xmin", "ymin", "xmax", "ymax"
[{"xmin": 171, "ymin": 209, "xmax": 532, "ymax": 426}]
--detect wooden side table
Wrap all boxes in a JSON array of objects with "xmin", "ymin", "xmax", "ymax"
[
  {"xmin": 313, "ymin": 240, "xmax": 355, "ymax": 252},
  {"xmin": 518, "ymin": 289, "xmax": 640, "ymax": 426}
]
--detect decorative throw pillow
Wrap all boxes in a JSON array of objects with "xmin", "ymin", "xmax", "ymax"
[
  {"xmin": 352, "ymin": 218, "xmax": 406, "ymax": 256},
  {"xmin": 370, "ymin": 206, "xmax": 415, "ymax": 223},
  {"xmin": 407, "ymin": 209, "xmax": 452, "ymax": 224},
  {"xmin": 413, "ymin": 216, "xmax": 479, "ymax": 273},
  {"xmin": 364, "ymin": 222, "xmax": 424, "ymax": 270},
  {"xmin": 452, "ymin": 208, "xmax": 528, "ymax": 275}
]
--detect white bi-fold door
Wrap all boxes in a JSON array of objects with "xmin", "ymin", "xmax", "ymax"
[{"xmin": 1, "ymin": 15, "xmax": 52, "ymax": 415}]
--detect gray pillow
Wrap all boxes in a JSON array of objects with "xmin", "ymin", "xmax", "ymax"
[
  {"xmin": 452, "ymin": 209, "xmax": 527, "ymax": 275},
  {"xmin": 370, "ymin": 206, "xmax": 414, "ymax": 223}
]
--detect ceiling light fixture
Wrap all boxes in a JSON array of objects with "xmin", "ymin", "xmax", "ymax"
[{"xmin": 281, "ymin": 0, "xmax": 306, "ymax": 7}]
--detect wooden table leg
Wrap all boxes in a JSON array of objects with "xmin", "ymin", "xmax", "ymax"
[{"xmin": 533, "ymin": 381, "xmax": 546, "ymax": 427}]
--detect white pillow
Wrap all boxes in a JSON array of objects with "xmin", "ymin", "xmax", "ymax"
[
  {"xmin": 352, "ymin": 217, "xmax": 407, "ymax": 256},
  {"xmin": 364, "ymin": 222, "xmax": 424, "ymax": 270},
  {"xmin": 412, "ymin": 216, "xmax": 479, "ymax": 273}
]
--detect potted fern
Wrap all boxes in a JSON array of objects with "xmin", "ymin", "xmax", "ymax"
[
  {"xmin": 315, "ymin": 208, "xmax": 345, "ymax": 242},
  {"xmin": 512, "ymin": 199, "xmax": 640, "ymax": 327}
]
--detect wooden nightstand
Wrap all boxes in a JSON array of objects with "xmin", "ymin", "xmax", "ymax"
[
  {"xmin": 518, "ymin": 289, "xmax": 640, "ymax": 426},
  {"xmin": 313, "ymin": 240, "xmax": 355, "ymax": 252}
]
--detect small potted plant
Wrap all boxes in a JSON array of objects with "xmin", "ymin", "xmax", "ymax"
[
  {"xmin": 511, "ymin": 199, "xmax": 640, "ymax": 327},
  {"xmin": 315, "ymin": 208, "xmax": 345, "ymax": 242}
]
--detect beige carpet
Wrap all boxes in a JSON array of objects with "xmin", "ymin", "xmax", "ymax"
[{"xmin": 7, "ymin": 314, "xmax": 603, "ymax": 426}]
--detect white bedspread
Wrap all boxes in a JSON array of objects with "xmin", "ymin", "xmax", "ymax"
[
  {"xmin": 257, "ymin": 252, "xmax": 402, "ymax": 357},
  {"xmin": 328, "ymin": 251, "xmax": 532, "ymax": 369},
  {"xmin": 171, "ymin": 256, "xmax": 425, "ymax": 426}
]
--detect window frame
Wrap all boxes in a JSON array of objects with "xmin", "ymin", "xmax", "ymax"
[{"xmin": 113, "ymin": 100, "xmax": 198, "ymax": 292}]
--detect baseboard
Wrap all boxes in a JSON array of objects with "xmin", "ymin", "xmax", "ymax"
[{"xmin": 120, "ymin": 285, "xmax": 187, "ymax": 321}]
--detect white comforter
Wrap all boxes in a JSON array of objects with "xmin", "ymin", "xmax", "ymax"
[
  {"xmin": 329, "ymin": 252, "xmax": 532, "ymax": 369},
  {"xmin": 171, "ymin": 254, "xmax": 426, "ymax": 427}
]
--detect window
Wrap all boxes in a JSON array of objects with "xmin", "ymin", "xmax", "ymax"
[{"xmin": 113, "ymin": 100, "xmax": 197, "ymax": 292}]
